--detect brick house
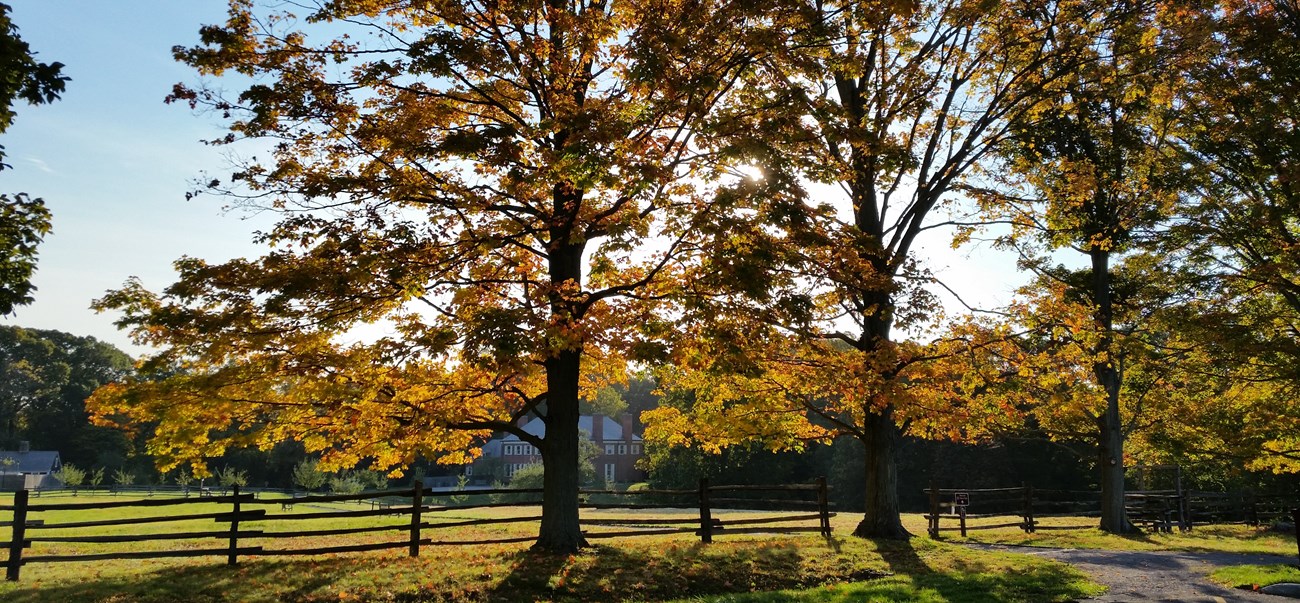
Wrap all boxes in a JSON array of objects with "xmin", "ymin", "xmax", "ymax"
[{"xmin": 488, "ymin": 414, "xmax": 647, "ymax": 484}]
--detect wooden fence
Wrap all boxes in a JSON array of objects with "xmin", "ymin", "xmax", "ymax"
[
  {"xmin": 924, "ymin": 485, "xmax": 1298, "ymax": 537},
  {"xmin": 1, "ymin": 478, "xmax": 833, "ymax": 581}
]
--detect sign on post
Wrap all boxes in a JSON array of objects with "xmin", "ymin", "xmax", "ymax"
[{"xmin": 954, "ymin": 492, "xmax": 970, "ymax": 507}]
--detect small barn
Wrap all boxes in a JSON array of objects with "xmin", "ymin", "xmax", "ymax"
[{"xmin": 0, "ymin": 443, "xmax": 61, "ymax": 491}]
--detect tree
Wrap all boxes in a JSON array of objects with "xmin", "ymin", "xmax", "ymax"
[
  {"xmin": 1149, "ymin": 0, "xmax": 1300, "ymax": 473},
  {"xmin": 174, "ymin": 469, "xmax": 194, "ymax": 495},
  {"xmin": 52, "ymin": 462, "xmax": 84, "ymax": 493},
  {"xmin": 0, "ymin": 2, "xmax": 67, "ymax": 316},
  {"xmin": 0, "ymin": 326, "xmax": 134, "ymax": 462},
  {"xmin": 328, "ymin": 472, "xmax": 364, "ymax": 495},
  {"xmin": 87, "ymin": 466, "xmax": 104, "ymax": 490},
  {"xmin": 214, "ymin": 466, "xmax": 248, "ymax": 489},
  {"xmin": 0, "ymin": 193, "xmax": 50, "ymax": 316},
  {"xmin": 90, "ymin": 0, "xmax": 761, "ymax": 552},
  {"xmin": 965, "ymin": 0, "xmax": 1207, "ymax": 532},
  {"xmin": 292, "ymin": 458, "xmax": 327, "ymax": 491},
  {"xmin": 646, "ymin": 0, "xmax": 1084, "ymax": 538},
  {"xmin": 111, "ymin": 467, "xmax": 135, "ymax": 488}
]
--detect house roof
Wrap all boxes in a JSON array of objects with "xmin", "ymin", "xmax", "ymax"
[
  {"xmin": 502, "ymin": 415, "xmax": 641, "ymax": 442},
  {"xmin": 0, "ymin": 451, "xmax": 60, "ymax": 474}
]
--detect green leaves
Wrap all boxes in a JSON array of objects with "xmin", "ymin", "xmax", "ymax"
[
  {"xmin": 0, "ymin": 2, "xmax": 67, "ymax": 149},
  {"xmin": 0, "ymin": 193, "xmax": 50, "ymax": 316}
]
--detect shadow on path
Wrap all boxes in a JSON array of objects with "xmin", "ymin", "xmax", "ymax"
[{"xmin": 967, "ymin": 543, "xmax": 1293, "ymax": 602}]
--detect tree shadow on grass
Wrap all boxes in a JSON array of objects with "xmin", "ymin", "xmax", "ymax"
[
  {"xmin": 0, "ymin": 536, "xmax": 1098, "ymax": 603},
  {"xmin": 865, "ymin": 538, "xmax": 1102, "ymax": 603},
  {"xmin": 0, "ymin": 557, "xmax": 358, "ymax": 603},
  {"xmin": 488, "ymin": 539, "xmax": 825, "ymax": 602}
]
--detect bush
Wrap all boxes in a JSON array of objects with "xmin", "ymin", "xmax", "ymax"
[
  {"xmin": 111, "ymin": 468, "xmax": 135, "ymax": 488},
  {"xmin": 215, "ymin": 467, "xmax": 249, "ymax": 489},
  {"xmin": 328, "ymin": 472, "xmax": 365, "ymax": 495},
  {"xmin": 491, "ymin": 464, "xmax": 544, "ymax": 504},
  {"xmin": 292, "ymin": 459, "xmax": 326, "ymax": 491},
  {"xmin": 53, "ymin": 464, "xmax": 86, "ymax": 492}
]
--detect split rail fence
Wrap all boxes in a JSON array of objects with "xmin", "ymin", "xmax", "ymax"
[
  {"xmin": 925, "ymin": 485, "xmax": 1299, "ymax": 537},
  {"xmin": 0, "ymin": 477, "xmax": 833, "ymax": 581}
]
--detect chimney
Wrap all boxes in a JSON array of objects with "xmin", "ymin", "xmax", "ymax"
[
  {"xmin": 17, "ymin": 441, "xmax": 29, "ymax": 453},
  {"xmin": 621, "ymin": 415, "xmax": 635, "ymax": 442},
  {"xmin": 592, "ymin": 414, "xmax": 604, "ymax": 443}
]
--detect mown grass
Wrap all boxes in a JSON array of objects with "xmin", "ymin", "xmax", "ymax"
[
  {"xmin": 1209, "ymin": 564, "xmax": 1300, "ymax": 591},
  {"xmin": 911, "ymin": 512, "xmax": 1298, "ymax": 555},
  {"xmin": 0, "ymin": 494, "xmax": 1102, "ymax": 603}
]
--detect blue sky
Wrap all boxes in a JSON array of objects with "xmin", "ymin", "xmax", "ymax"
[
  {"xmin": 1, "ymin": 1, "xmax": 1026, "ymax": 357},
  {"xmin": 1, "ymin": 1, "xmax": 272, "ymax": 354}
]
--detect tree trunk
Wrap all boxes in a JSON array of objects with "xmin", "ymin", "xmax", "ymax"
[
  {"xmin": 535, "ymin": 347, "xmax": 588, "ymax": 552},
  {"xmin": 1097, "ymin": 382, "xmax": 1134, "ymax": 533},
  {"xmin": 1090, "ymin": 245, "xmax": 1135, "ymax": 534},
  {"xmin": 853, "ymin": 408, "xmax": 911, "ymax": 539},
  {"xmin": 534, "ymin": 186, "xmax": 588, "ymax": 553}
]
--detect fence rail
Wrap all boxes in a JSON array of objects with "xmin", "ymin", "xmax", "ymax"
[
  {"xmin": 2, "ymin": 477, "xmax": 833, "ymax": 581},
  {"xmin": 924, "ymin": 485, "xmax": 1298, "ymax": 537}
]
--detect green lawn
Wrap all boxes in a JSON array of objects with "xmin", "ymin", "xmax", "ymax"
[
  {"xmin": 1210, "ymin": 564, "xmax": 1300, "ymax": 591},
  {"xmin": 0, "ymin": 494, "xmax": 1102, "ymax": 603},
  {"xmin": 907, "ymin": 512, "xmax": 1298, "ymax": 555}
]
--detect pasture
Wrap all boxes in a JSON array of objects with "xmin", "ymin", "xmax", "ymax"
[{"xmin": 0, "ymin": 492, "xmax": 1103, "ymax": 603}]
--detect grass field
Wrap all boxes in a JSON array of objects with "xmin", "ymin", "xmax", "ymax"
[
  {"xmin": 5, "ymin": 491, "xmax": 1293, "ymax": 601},
  {"xmin": 909, "ymin": 512, "xmax": 1299, "ymax": 555},
  {"xmin": 0, "ymin": 493, "xmax": 1104, "ymax": 603},
  {"xmin": 1209, "ymin": 564, "xmax": 1300, "ymax": 591}
]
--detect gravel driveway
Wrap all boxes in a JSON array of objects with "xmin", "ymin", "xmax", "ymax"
[{"xmin": 966, "ymin": 544, "xmax": 1295, "ymax": 602}]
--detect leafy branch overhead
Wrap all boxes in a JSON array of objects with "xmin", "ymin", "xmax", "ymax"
[{"xmin": 0, "ymin": 2, "xmax": 66, "ymax": 316}]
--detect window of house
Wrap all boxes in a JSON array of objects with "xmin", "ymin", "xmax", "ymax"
[
  {"xmin": 465, "ymin": 466, "xmax": 473, "ymax": 476},
  {"xmin": 631, "ymin": 444, "xmax": 640, "ymax": 455},
  {"xmin": 605, "ymin": 444, "xmax": 616, "ymax": 455},
  {"xmin": 618, "ymin": 444, "xmax": 627, "ymax": 455},
  {"xmin": 604, "ymin": 463, "xmax": 615, "ymax": 482}
]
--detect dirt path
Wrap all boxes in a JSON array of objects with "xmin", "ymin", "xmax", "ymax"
[{"xmin": 967, "ymin": 544, "xmax": 1294, "ymax": 602}]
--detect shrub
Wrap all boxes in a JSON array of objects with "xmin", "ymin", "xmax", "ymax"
[
  {"xmin": 53, "ymin": 464, "xmax": 86, "ymax": 492},
  {"xmin": 215, "ymin": 467, "xmax": 249, "ymax": 489},
  {"xmin": 292, "ymin": 459, "xmax": 327, "ymax": 491},
  {"xmin": 328, "ymin": 472, "xmax": 365, "ymax": 495}
]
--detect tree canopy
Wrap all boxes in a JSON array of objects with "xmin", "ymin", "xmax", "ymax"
[
  {"xmin": 90, "ymin": 0, "xmax": 766, "ymax": 551},
  {"xmin": 77, "ymin": 0, "xmax": 1300, "ymax": 548},
  {"xmin": 644, "ymin": 0, "xmax": 1091, "ymax": 538},
  {"xmin": 0, "ymin": 326, "xmax": 134, "ymax": 467}
]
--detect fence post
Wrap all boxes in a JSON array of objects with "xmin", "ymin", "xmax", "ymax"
[
  {"xmin": 1175, "ymin": 465, "xmax": 1189, "ymax": 531},
  {"xmin": 1022, "ymin": 483, "xmax": 1035, "ymax": 533},
  {"xmin": 227, "ymin": 484, "xmax": 240, "ymax": 566},
  {"xmin": 6, "ymin": 489, "xmax": 27, "ymax": 581},
  {"xmin": 1292, "ymin": 508, "xmax": 1300, "ymax": 566},
  {"xmin": 698, "ymin": 478, "xmax": 713, "ymax": 544},
  {"xmin": 816, "ymin": 476, "xmax": 831, "ymax": 537},
  {"xmin": 410, "ymin": 480, "xmax": 423, "ymax": 557},
  {"xmin": 958, "ymin": 505, "xmax": 967, "ymax": 538},
  {"xmin": 930, "ymin": 483, "xmax": 941, "ymax": 538}
]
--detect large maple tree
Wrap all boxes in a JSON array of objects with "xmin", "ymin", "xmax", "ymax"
[
  {"xmin": 1141, "ymin": 0, "xmax": 1300, "ymax": 474},
  {"xmin": 965, "ymin": 0, "xmax": 1212, "ymax": 533},
  {"xmin": 645, "ymin": 0, "xmax": 1082, "ymax": 538},
  {"xmin": 89, "ymin": 0, "xmax": 761, "ymax": 552}
]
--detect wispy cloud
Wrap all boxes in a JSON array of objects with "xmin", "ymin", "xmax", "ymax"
[{"xmin": 23, "ymin": 157, "xmax": 55, "ymax": 174}]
